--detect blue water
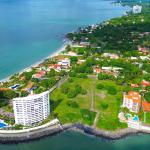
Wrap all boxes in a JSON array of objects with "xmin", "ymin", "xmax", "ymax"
[
  {"xmin": 0, "ymin": 0, "xmax": 129, "ymax": 80},
  {"xmin": 0, "ymin": 131, "xmax": 150, "ymax": 150},
  {"xmin": 0, "ymin": 122, "xmax": 7, "ymax": 128}
]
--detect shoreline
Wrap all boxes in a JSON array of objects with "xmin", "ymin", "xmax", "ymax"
[
  {"xmin": 0, "ymin": 123, "xmax": 146, "ymax": 144},
  {"xmin": 0, "ymin": 41, "xmax": 69, "ymax": 83}
]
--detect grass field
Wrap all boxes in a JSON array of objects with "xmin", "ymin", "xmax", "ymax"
[{"xmin": 51, "ymin": 77, "xmax": 127, "ymax": 130}]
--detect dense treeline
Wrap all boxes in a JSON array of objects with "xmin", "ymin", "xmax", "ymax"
[{"xmin": 67, "ymin": 14, "xmax": 150, "ymax": 51}]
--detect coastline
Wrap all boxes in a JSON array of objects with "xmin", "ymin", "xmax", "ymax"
[
  {"xmin": 0, "ymin": 41, "xmax": 69, "ymax": 83},
  {"xmin": 0, "ymin": 123, "xmax": 145, "ymax": 144}
]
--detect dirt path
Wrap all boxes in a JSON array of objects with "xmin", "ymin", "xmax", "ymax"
[{"xmin": 93, "ymin": 110, "xmax": 100, "ymax": 128}]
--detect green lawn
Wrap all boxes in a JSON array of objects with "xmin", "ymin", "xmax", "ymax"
[{"xmin": 50, "ymin": 77, "xmax": 127, "ymax": 130}]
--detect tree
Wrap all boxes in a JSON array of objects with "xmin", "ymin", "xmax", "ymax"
[
  {"xmin": 98, "ymin": 73, "xmax": 114, "ymax": 80},
  {"xmin": 66, "ymin": 45, "xmax": 71, "ymax": 52},
  {"xmin": 66, "ymin": 101, "xmax": 79, "ymax": 108},
  {"xmin": 106, "ymin": 85, "xmax": 117, "ymax": 95},
  {"xmin": 61, "ymin": 85, "xmax": 69, "ymax": 94},
  {"xmin": 47, "ymin": 69, "xmax": 56, "ymax": 77},
  {"xmin": 100, "ymin": 102, "xmax": 109, "ymax": 110},
  {"xmin": 3, "ymin": 90, "xmax": 17, "ymax": 99},
  {"xmin": 67, "ymin": 89, "xmax": 78, "ymax": 98},
  {"xmin": 96, "ymin": 83, "xmax": 104, "ymax": 89},
  {"xmin": 70, "ymin": 56, "xmax": 78, "ymax": 64},
  {"xmin": 144, "ymin": 92, "xmax": 150, "ymax": 102}
]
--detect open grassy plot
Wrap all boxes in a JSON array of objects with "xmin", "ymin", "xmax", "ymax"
[{"xmin": 51, "ymin": 77, "xmax": 127, "ymax": 130}]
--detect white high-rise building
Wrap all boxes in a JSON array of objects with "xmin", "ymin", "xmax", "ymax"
[
  {"xmin": 13, "ymin": 91, "xmax": 50, "ymax": 126},
  {"xmin": 133, "ymin": 5, "xmax": 142, "ymax": 14}
]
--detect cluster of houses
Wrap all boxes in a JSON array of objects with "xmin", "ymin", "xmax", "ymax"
[
  {"xmin": 119, "ymin": 79, "xmax": 150, "ymax": 129},
  {"xmin": 31, "ymin": 58, "xmax": 71, "ymax": 80},
  {"xmin": 93, "ymin": 66, "xmax": 122, "ymax": 78}
]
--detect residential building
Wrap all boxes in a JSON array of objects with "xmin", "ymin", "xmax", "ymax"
[
  {"xmin": 142, "ymin": 101, "xmax": 150, "ymax": 112},
  {"xmin": 93, "ymin": 67, "xmax": 102, "ymax": 74},
  {"xmin": 58, "ymin": 58, "xmax": 70, "ymax": 69},
  {"xmin": 48, "ymin": 64, "xmax": 62, "ymax": 72},
  {"xmin": 122, "ymin": 91, "xmax": 141, "ymax": 113},
  {"xmin": 32, "ymin": 71, "xmax": 46, "ymax": 79},
  {"xmin": 141, "ymin": 80, "xmax": 150, "ymax": 87},
  {"xmin": 102, "ymin": 53, "xmax": 119, "ymax": 59},
  {"xmin": 133, "ymin": 5, "xmax": 142, "ymax": 14},
  {"xmin": 131, "ymin": 83, "xmax": 139, "ymax": 88},
  {"xmin": 13, "ymin": 91, "xmax": 50, "ymax": 126}
]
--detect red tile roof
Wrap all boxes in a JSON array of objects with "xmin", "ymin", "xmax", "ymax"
[
  {"xmin": 141, "ymin": 80, "xmax": 150, "ymax": 87},
  {"xmin": 126, "ymin": 91, "xmax": 141, "ymax": 104},
  {"xmin": 131, "ymin": 84, "xmax": 139, "ymax": 88},
  {"xmin": 142, "ymin": 101, "xmax": 150, "ymax": 112}
]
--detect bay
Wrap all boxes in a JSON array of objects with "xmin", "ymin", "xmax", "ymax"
[
  {"xmin": 0, "ymin": 131, "xmax": 150, "ymax": 150},
  {"xmin": 0, "ymin": 0, "xmax": 129, "ymax": 79}
]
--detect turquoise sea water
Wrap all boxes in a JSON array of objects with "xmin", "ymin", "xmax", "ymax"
[
  {"xmin": 0, "ymin": 0, "xmax": 129, "ymax": 80},
  {"xmin": 0, "ymin": 131, "xmax": 150, "ymax": 150}
]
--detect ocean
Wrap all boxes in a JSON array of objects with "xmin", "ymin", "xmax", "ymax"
[
  {"xmin": 0, "ymin": 1, "xmax": 144, "ymax": 149},
  {"xmin": 0, "ymin": 131, "xmax": 150, "ymax": 150},
  {"xmin": 0, "ymin": 0, "xmax": 129, "ymax": 80}
]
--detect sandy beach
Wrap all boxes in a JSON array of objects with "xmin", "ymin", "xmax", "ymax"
[{"xmin": 0, "ymin": 42, "xmax": 68, "ymax": 83}]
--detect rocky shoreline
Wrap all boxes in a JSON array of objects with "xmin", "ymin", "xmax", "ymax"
[{"xmin": 0, "ymin": 123, "xmax": 145, "ymax": 144}]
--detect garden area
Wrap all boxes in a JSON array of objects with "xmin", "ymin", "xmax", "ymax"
[{"xmin": 50, "ymin": 77, "xmax": 127, "ymax": 130}]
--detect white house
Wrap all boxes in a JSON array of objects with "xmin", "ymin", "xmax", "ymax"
[
  {"xmin": 13, "ymin": 91, "xmax": 50, "ymax": 126},
  {"xmin": 102, "ymin": 53, "xmax": 119, "ymax": 59},
  {"xmin": 133, "ymin": 5, "xmax": 142, "ymax": 14},
  {"xmin": 58, "ymin": 58, "xmax": 70, "ymax": 69},
  {"xmin": 122, "ymin": 91, "xmax": 141, "ymax": 113}
]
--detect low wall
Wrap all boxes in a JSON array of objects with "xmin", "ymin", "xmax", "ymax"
[{"xmin": 0, "ymin": 123, "xmax": 143, "ymax": 144}]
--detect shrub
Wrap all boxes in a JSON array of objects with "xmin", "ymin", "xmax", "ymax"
[
  {"xmin": 81, "ymin": 89, "xmax": 87, "ymax": 95},
  {"xmin": 67, "ymin": 89, "xmax": 78, "ymax": 98},
  {"xmin": 100, "ymin": 102, "xmax": 109, "ymax": 110},
  {"xmin": 76, "ymin": 73, "xmax": 88, "ymax": 79},
  {"xmin": 61, "ymin": 85, "xmax": 69, "ymax": 94},
  {"xmin": 66, "ymin": 101, "xmax": 79, "ymax": 108},
  {"xmin": 98, "ymin": 73, "xmax": 114, "ymax": 80},
  {"xmin": 96, "ymin": 83, "xmax": 104, "ymax": 90},
  {"xmin": 68, "ymin": 78, "xmax": 74, "ymax": 83},
  {"xmin": 75, "ymin": 85, "xmax": 82, "ymax": 94},
  {"xmin": 106, "ymin": 85, "xmax": 117, "ymax": 95},
  {"xmin": 69, "ymin": 71, "xmax": 77, "ymax": 77}
]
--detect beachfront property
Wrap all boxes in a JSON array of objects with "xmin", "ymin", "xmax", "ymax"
[
  {"xmin": 63, "ymin": 51, "xmax": 78, "ymax": 56},
  {"xmin": 48, "ymin": 64, "xmax": 62, "ymax": 72},
  {"xmin": 58, "ymin": 58, "xmax": 70, "ymax": 69},
  {"xmin": 118, "ymin": 112, "xmax": 140, "ymax": 129},
  {"xmin": 102, "ymin": 53, "xmax": 119, "ymax": 59},
  {"xmin": 79, "ymin": 42, "xmax": 90, "ymax": 47},
  {"xmin": 133, "ymin": 5, "xmax": 142, "ymax": 14},
  {"xmin": 13, "ymin": 91, "xmax": 50, "ymax": 126},
  {"xmin": 122, "ymin": 91, "xmax": 141, "ymax": 113},
  {"xmin": 32, "ymin": 71, "xmax": 46, "ymax": 79}
]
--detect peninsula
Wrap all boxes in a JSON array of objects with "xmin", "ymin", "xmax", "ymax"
[{"xmin": 0, "ymin": 1, "xmax": 150, "ymax": 143}]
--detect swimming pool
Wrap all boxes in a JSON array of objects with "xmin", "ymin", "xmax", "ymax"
[
  {"xmin": 133, "ymin": 116, "xmax": 139, "ymax": 121},
  {"xmin": 0, "ymin": 122, "xmax": 7, "ymax": 128}
]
